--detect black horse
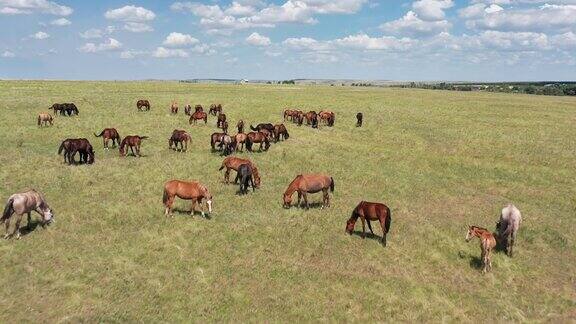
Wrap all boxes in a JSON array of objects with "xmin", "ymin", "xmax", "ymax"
[
  {"xmin": 51, "ymin": 103, "xmax": 79, "ymax": 116},
  {"xmin": 356, "ymin": 112, "xmax": 363, "ymax": 127},
  {"xmin": 236, "ymin": 163, "xmax": 256, "ymax": 194}
]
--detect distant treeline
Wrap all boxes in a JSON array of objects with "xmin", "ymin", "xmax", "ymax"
[{"xmin": 394, "ymin": 82, "xmax": 576, "ymax": 96}]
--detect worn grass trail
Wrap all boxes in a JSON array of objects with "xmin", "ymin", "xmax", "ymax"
[{"xmin": 0, "ymin": 81, "xmax": 574, "ymax": 321}]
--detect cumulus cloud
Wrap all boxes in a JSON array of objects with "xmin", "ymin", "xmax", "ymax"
[
  {"xmin": 246, "ymin": 32, "xmax": 271, "ymax": 46},
  {"xmin": 105, "ymin": 5, "xmax": 156, "ymax": 22},
  {"xmin": 50, "ymin": 17, "xmax": 70, "ymax": 26},
  {"xmin": 381, "ymin": 11, "xmax": 451, "ymax": 36},
  {"xmin": 333, "ymin": 34, "xmax": 416, "ymax": 50},
  {"xmin": 79, "ymin": 27, "xmax": 115, "ymax": 39},
  {"xmin": 120, "ymin": 50, "xmax": 147, "ymax": 59},
  {"xmin": 79, "ymin": 38, "xmax": 122, "ymax": 53},
  {"xmin": 152, "ymin": 47, "xmax": 189, "ymax": 58},
  {"xmin": 2, "ymin": 50, "xmax": 15, "ymax": 57},
  {"xmin": 163, "ymin": 32, "xmax": 199, "ymax": 47},
  {"xmin": 283, "ymin": 37, "xmax": 333, "ymax": 51},
  {"xmin": 124, "ymin": 22, "xmax": 153, "ymax": 33},
  {"xmin": 0, "ymin": 0, "xmax": 72, "ymax": 16},
  {"xmin": 412, "ymin": 0, "xmax": 454, "ymax": 21},
  {"xmin": 32, "ymin": 31, "xmax": 50, "ymax": 39}
]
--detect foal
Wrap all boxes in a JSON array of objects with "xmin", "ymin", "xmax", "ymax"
[
  {"xmin": 465, "ymin": 226, "xmax": 497, "ymax": 273},
  {"xmin": 37, "ymin": 113, "xmax": 53, "ymax": 126}
]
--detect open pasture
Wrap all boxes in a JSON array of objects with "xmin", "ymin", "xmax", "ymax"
[{"xmin": 0, "ymin": 80, "xmax": 575, "ymax": 321}]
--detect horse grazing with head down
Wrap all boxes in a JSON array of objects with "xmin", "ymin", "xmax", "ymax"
[
  {"xmin": 189, "ymin": 111, "xmax": 208, "ymax": 125},
  {"xmin": 219, "ymin": 134, "xmax": 235, "ymax": 156},
  {"xmin": 218, "ymin": 156, "xmax": 261, "ymax": 187},
  {"xmin": 137, "ymin": 99, "xmax": 150, "ymax": 111},
  {"xmin": 274, "ymin": 124, "xmax": 289, "ymax": 142},
  {"xmin": 94, "ymin": 128, "xmax": 121, "ymax": 149},
  {"xmin": 2, "ymin": 189, "xmax": 54, "ymax": 239},
  {"xmin": 184, "ymin": 104, "xmax": 192, "ymax": 116},
  {"xmin": 209, "ymin": 104, "xmax": 222, "ymax": 116},
  {"xmin": 37, "ymin": 113, "xmax": 53, "ymax": 126},
  {"xmin": 283, "ymin": 174, "xmax": 334, "ymax": 209},
  {"xmin": 58, "ymin": 138, "xmax": 95, "ymax": 164},
  {"xmin": 305, "ymin": 111, "xmax": 318, "ymax": 128},
  {"xmin": 195, "ymin": 104, "xmax": 204, "ymax": 113},
  {"xmin": 250, "ymin": 123, "xmax": 275, "ymax": 136},
  {"xmin": 210, "ymin": 132, "xmax": 226, "ymax": 151},
  {"xmin": 169, "ymin": 129, "xmax": 191, "ymax": 152},
  {"xmin": 496, "ymin": 204, "xmax": 522, "ymax": 257},
  {"xmin": 318, "ymin": 111, "xmax": 335, "ymax": 126},
  {"xmin": 119, "ymin": 135, "xmax": 148, "ymax": 157},
  {"xmin": 346, "ymin": 201, "xmax": 391, "ymax": 246},
  {"xmin": 245, "ymin": 131, "xmax": 270, "ymax": 152},
  {"xmin": 163, "ymin": 180, "xmax": 213, "ymax": 217},
  {"xmin": 237, "ymin": 164, "xmax": 257, "ymax": 194},
  {"xmin": 234, "ymin": 133, "xmax": 248, "ymax": 151},
  {"xmin": 466, "ymin": 225, "xmax": 497, "ymax": 273}
]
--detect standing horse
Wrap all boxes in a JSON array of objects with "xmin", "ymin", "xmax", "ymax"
[
  {"xmin": 356, "ymin": 112, "xmax": 363, "ymax": 127},
  {"xmin": 218, "ymin": 156, "xmax": 261, "ymax": 187},
  {"xmin": 273, "ymin": 124, "xmax": 289, "ymax": 142},
  {"xmin": 37, "ymin": 113, "xmax": 53, "ymax": 126},
  {"xmin": 189, "ymin": 111, "xmax": 208, "ymax": 125},
  {"xmin": 345, "ymin": 201, "xmax": 391, "ymax": 246},
  {"xmin": 58, "ymin": 138, "xmax": 95, "ymax": 164},
  {"xmin": 219, "ymin": 134, "xmax": 234, "ymax": 156},
  {"xmin": 318, "ymin": 111, "xmax": 334, "ymax": 126},
  {"xmin": 184, "ymin": 104, "xmax": 192, "ymax": 116},
  {"xmin": 236, "ymin": 120, "xmax": 244, "ymax": 133},
  {"xmin": 195, "ymin": 105, "xmax": 204, "ymax": 113},
  {"xmin": 250, "ymin": 123, "xmax": 275, "ymax": 135},
  {"xmin": 245, "ymin": 132, "xmax": 270, "ymax": 152},
  {"xmin": 209, "ymin": 104, "xmax": 222, "ymax": 116},
  {"xmin": 49, "ymin": 103, "xmax": 64, "ymax": 115},
  {"xmin": 137, "ymin": 99, "xmax": 150, "ymax": 111},
  {"xmin": 466, "ymin": 226, "xmax": 497, "ymax": 273},
  {"xmin": 2, "ymin": 189, "xmax": 54, "ymax": 239},
  {"xmin": 119, "ymin": 135, "xmax": 148, "ymax": 157},
  {"xmin": 237, "ymin": 164, "xmax": 256, "ymax": 194},
  {"xmin": 282, "ymin": 174, "xmax": 334, "ymax": 209},
  {"xmin": 169, "ymin": 129, "xmax": 191, "ymax": 152},
  {"xmin": 170, "ymin": 100, "xmax": 178, "ymax": 114},
  {"xmin": 221, "ymin": 121, "xmax": 229, "ymax": 134},
  {"xmin": 217, "ymin": 113, "xmax": 227, "ymax": 128},
  {"xmin": 305, "ymin": 111, "xmax": 318, "ymax": 128},
  {"xmin": 163, "ymin": 180, "xmax": 213, "ymax": 217},
  {"xmin": 210, "ymin": 132, "xmax": 226, "ymax": 151},
  {"xmin": 234, "ymin": 133, "xmax": 248, "ymax": 151},
  {"xmin": 94, "ymin": 128, "xmax": 121, "ymax": 149},
  {"xmin": 496, "ymin": 204, "xmax": 522, "ymax": 257}
]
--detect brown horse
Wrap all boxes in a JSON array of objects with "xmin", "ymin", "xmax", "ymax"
[
  {"xmin": 305, "ymin": 111, "xmax": 318, "ymax": 128},
  {"xmin": 37, "ymin": 113, "xmax": 53, "ymax": 126},
  {"xmin": 273, "ymin": 124, "xmax": 289, "ymax": 142},
  {"xmin": 346, "ymin": 201, "xmax": 392, "ymax": 246},
  {"xmin": 466, "ymin": 226, "xmax": 497, "ymax": 273},
  {"xmin": 170, "ymin": 100, "xmax": 178, "ymax": 114},
  {"xmin": 137, "ymin": 99, "xmax": 150, "ymax": 111},
  {"xmin": 284, "ymin": 109, "xmax": 298, "ymax": 121},
  {"xmin": 218, "ymin": 156, "xmax": 261, "ymax": 187},
  {"xmin": 2, "ymin": 189, "xmax": 54, "ymax": 239},
  {"xmin": 94, "ymin": 128, "xmax": 121, "ymax": 149},
  {"xmin": 356, "ymin": 112, "xmax": 363, "ymax": 127},
  {"xmin": 58, "ymin": 138, "xmax": 95, "ymax": 164},
  {"xmin": 246, "ymin": 131, "xmax": 270, "ymax": 152},
  {"xmin": 209, "ymin": 103, "xmax": 222, "ymax": 116},
  {"xmin": 195, "ymin": 104, "xmax": 204, "ymax": 112},
  {"xmin": 163, "ymin": 180, "xmax": 213, "ymax": 217},
  {"xmin": 237, "ymin": 120, "xmax": 244, "ymax": 133},
  {"xmin": 282, "ymin": 174, "xmax": 334, "ymax": 209},
  {"xmin": 319, "ymin": 111, "xmax": 335, "ymax": 126},
  {"xmin": 169, "ymin": 129, "xmax": 191, "ymax": 152},
  {"xmin": 210, "ymin": 132, "xmax": 226, "ymax": 151},
  {"xmin": 217, "ymin": 113, "xmax": 227, "ymax": 128},
  {"xmin": 189, "ymin": 111, "xmax": 208, "ymax": 125},
  {"xmin": 234, "ymin": 132, "xmax": 248, "ymax": 151},
  {"xmin": 221, "ymin": 120, "xmax": 229, "ymax": 134},
  {"xmin": 119, "ymin": 135, "xmax": 148, "ymax": 157},
  {"xmin": 184, "ymin": 104, "xmax": 192, "ymax": 116}
]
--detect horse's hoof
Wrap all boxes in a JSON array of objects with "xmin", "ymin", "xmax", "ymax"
[{"xmin": 3, "ymin": 234, "xmax": 10, "ymax": 239}]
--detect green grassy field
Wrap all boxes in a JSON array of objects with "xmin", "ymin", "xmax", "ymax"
[{"xmin": 0, "ymin": 81, "xmax": 574, "ymax": 322}]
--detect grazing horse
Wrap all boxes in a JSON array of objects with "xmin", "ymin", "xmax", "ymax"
[
  {"xmin": 245, "ymin": 131, "xmax": 270, "ymax": 152},
  {"xmin": 195, "ymin": 104, "xmax": 204, "ymax": 112},
  {"xmin": 221, "ymin": 120, "xmax": 229, "ymax": 134},
  {"xmin": 163, "ymin": 180, "xmax": 213, "ymax": 217},
  {"xmin": 189, "ymin": 111, "xmax": 208, "ymax": 125},
  {"xmin": 94, "ymin": 128, "xmax": 121, "ymax": 149},
  {"xmin": 49, "ymin": 103, "xmax": 64, "ymax": 115},
  {"xmin": 273, "ymin": 124, "xmax": 289, "ymax": 142},
  {"xmin": 305, "ymin": 111, "xmax": 318, "ymax": 128},
  {"xmin": 496, "ymin": 204, "xmax": 522, "ymax": 257},
  {"xmin": 282, "ymin": 174, "xmax": 334, "ymax": 209},
  {"xmin": 295, "ymin": 112, "xmax": 304, "ymax": 126},
  {"xmin": 169, "ymin": 129, "xmax": 191, "ymax": 152},
  {"xmin": 284, "ymin": 109, "xmax": 298, "ymax": 121},
  {"xmin": 250, "ymin": 123, "xmax": 275, "ymax": 136},
  {"xmin": 466, "ymin": 226, "xmax": 497, "ymax": 273},
  {"xmin": 318, "ymin": 111, "xmax": 334, "ymax": 126},
  {"xmin": 219, "ymin": 134, "xmax": 235, "ymax": 156},
  {"xmin": 209, "ymin": 104, "xmax": 222, "ymax": 116},
  {"xmin": 2, "ymin": 189, "xmax": 54, "ymax": 239},
  {"xmin": 237, "ymin": 120, "xmax": 244, "ymax": 133},
  {"xmin": 210, "ymin": 132, "xmax": 226, "ymax": 151},
  {"xmin": 345, "ymin": 201, "xmax": 391, "ymax": 246},
  {"xmin": 234, "ymin": 132, "xmax": 248, "ymax": 151},
  {"xmin": 170, "ymin": 100, "xmax": 178, "ymax": 114},
  {"xmin": 137, "ymin": 99, "xmax": 150, "ymax": 111},
  {"xmin": 218, "ymin": 156, "xmax": 261, "ymax": 187},
  {"xmin": 37, "ymin": 113, "xmax": 53, "ymax": 126},
  {"xmin": 217, "ymin": 113, "xmax": 227, "ymax": 128},
  {"xmin": 58, "ymin": 138, "xmax": 95, "ymax": 164},
  {"xmin": 119, "ymin": 135, "xmax": 148, "ymax": 157},
  {"xmin": 356, "ymin": 112, "xmax": 363, "ymax": 127},
  {"xmin": 184, "ymin": 104, "xmax": 192, "ymax": 116},
  {"xmin": 237, "ymin": 164, "xmax": 257, "ymax": 194}
]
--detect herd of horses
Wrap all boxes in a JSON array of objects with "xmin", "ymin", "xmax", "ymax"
[{"xmin": 4, "ymin": 98, "xmax": 523, "ymax": 274}]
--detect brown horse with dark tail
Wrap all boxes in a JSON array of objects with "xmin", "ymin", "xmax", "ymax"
[
  {"xmin": 119, "ymin": 135, "xmax": 148, "ymax": 157},
  {"xmin": 283, "ymin": 174, "xmax": 334, "ymax": 209},
  {"xmin": 94, "ymin": 128, "xmax": 121, "ymax": 149},
  {"xmin": 346, "ymin": 201, "xmax": 391, "ymax": 246},
  {"xmin": 169, "ymin": 129, "xmax": 191, "ymax": 152},
  {"xmin": 189, "ymin": 111, "xmax": 208, "ymax": 125},
  {"xmin": 218, "ymin": 156, "xmax": 261, "ymax": 187}
]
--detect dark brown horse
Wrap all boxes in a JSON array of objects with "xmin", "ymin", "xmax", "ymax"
[
  {"xmin": 217, "ymin": 113, "xmax": 227, "ymax": 128},
  {"xmin": 50, "ymin": 103, "xmax": 78, "ymax": 116},
  {"xmin": 305, "ymin": 111, "xmax": 318, "ymax": 128},
  {"xmin": 237, "ymin": 120, "xmax": 244, "ymax": 133},
  {"xmin": 346, "ymin": 201, "xmax": 391, "ymax": 246},
  {"xmin": 218, "ymin": 156, "xmax": 261, "ymax": 187},
  {"xmin": 282, "ymin": 174, "xmax": 334, "ymax": 209},
  {"xmin": 94, "ymin": 128, "xmax": 121, "ymax": 149},
  {"xmin": 170, "ymin": 100, "xmax": 178, "ymax": 114},
  {"xmin": 356, "ymin": 112, "xmax": 363, "ymax": 127},
  {"xmin": 189, "ymin": 111, "xmax": 208, "ymax": 125},
  {"xmin": 169, "ymin": 129, "xmax": 191, "ymax": 152},
  {"xmin": 245, "ymin": 131, "xmax": 270, "ymax": 152},
  {"xmin": 221, "ymin": 120, "xmax": 229, "ymax": 134},
  {"xmin": 137, "ymin": 99, "xmax": 150, "ymax": 111},
  {"xmin": 195, "ymin": 104, "xmax": 204, "ymax": 112},
  {"xmin": 210, "ymin": 132, "xmax": 226, "ymax": 151},
  {"xmin": 273, "ymin": 124, "xmax": 289, "ymax": 142},
  {"xmin": 250, "ymin": 123, "xmax": 275, "ymax": 135},
  {"xmin": 163, "ymin": 180, "xmax": 213, "ymax": 217},
  {"xmin": 209, "ymin": 103, "xmax": 222, "ymax": 116},
  {"xmin": 119, "ymin": 135, "xmax": 148, "ymax": 157},
  {"xmin": 184, "ymin": 104, "xmax": 192, "ymax": 116},
  {"xmin": 58, "ymin": 138, "xmax": 95, "ymax": 164}
]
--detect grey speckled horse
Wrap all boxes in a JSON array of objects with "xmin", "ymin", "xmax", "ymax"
[
  {"xmin": 496, "ymin": 204, "xmax": 522, "ymax": 257},
  {"xmin": 1, "ymin": 190, "xmax": 54, "ymax": 239}
]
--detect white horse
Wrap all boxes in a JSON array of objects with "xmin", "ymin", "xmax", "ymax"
[
  {"xmin": 2, "ymin": 189, "xmax": 54, "ymax": 239},
  {"xmin": 496, "ymin": 204, "xmax": 522, "ymax": 257}
]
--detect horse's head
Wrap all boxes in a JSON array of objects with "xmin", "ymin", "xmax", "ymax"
[
  {"xmin": 253, "ymin": 168, "xmax": 261, "ymax": 188},
  {"xmin": 345, "ymin": 217, "xmax": 356, "ymax": 234},
  {"xmin": 465, "ymin": 226, "xmax": 476, "ymax": 242},
  {"xmin": 119, "ymin": 146, "xmax": 125, "ymax": 156},
  {"xmin": 283, "ymin": 194, "xmax": 292, "ymax": 208},
  {"xmin": 42, "ymin": 207, "xmax": 54, "ymax": 224}
]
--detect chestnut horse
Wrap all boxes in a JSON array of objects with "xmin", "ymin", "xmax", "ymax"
[
  {"xmin": 345, "ymin": 201, "xmax": 391, "ymax": 246},
  {"xmin": 319, "ymin": 110, "xmax": 335, "ymax": 126},
  {"xmin": 195, "ymin": 104, "xmax": 204, "ymax": 112},
  {"xmin": 245, "ymin": 131, "xmax": 270, "ymax": 152},
  {"xmin": 94, "ymin": 128, "xmax": 121, "ymax": 149},
  {"xmin": 237, "ymin": 120, "xmax": 244, "ymax": 133},
  {"xmin": 189, "ymin": 111, "xmax": 208, "ymax": 125},
  {"xmin": 169, "ymin": 129, "xmax": 191, "ymax": 152},
  {"xmin": 274, "ymin": 124, "xmax": 289, "ymax": 142},
  {"xmin": 282, "ymin": 174, "xmax": 334, "ymax": 209},
  {"xmin": 466, "ymin": 226, "xmax": 497, "ymax": 273},
  {"xmin": 2, "ymin": 189, "xmax": 54, "ymax": 239},
  {"xmin": 284, "ymin": 109, "xmax": 299, "ymax": 121},
  {"xmin": 170, "ymin": 100, "xmax": 178, "ymax": 114},
  {"xmin": 137, "ymin": 99, "xmax": 150, "ymax": 111},
  {"xmin": 163, "ymin": 180, "xmax": 213, "ymax": 217},
  {"xmin": 356, "ymin": 112, "xmax": 363, "ymax": 127},
  {"xmin": 119, "ymin": 135, "xmax": 148, "ymax": 157},
  {"xmin": 305, "ymin": 111, "xmax": 318, "ymax": 128},
  {"xmin": 234, "ymin": 132, "xmax": 248, "ymax": 151},
  {"xmin": 209, "ymin": 104, "xmax": 222, "ymax": 116},
  {"xmin": 218, "ymin": 156, "xmax": 261, "ymax": 187},
  {"xmin": 37, "ymin": 113, "xmax": 53, "ymax": 127}
]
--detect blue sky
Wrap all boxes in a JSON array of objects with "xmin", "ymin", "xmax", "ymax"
[{"xmin": 1, "ymin": 0, "xmax": 575, "ymax": 81}]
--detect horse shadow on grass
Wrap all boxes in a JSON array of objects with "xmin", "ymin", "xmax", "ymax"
[
  {"xmin": 171, "ymin": 208, "xmax": 211, "ymax": 219},
  {"xmin": 292, "ymin": 202, "xmax": 326, "ymax": 210},
  {"xmin": 19, "ymin": 220, "xmax": 44, "ymax": 237},
  {"xmin": 458, "ymin": 251, "xmax": 483, "ymax": 270},
  {"xmin": 349, "ymin": 230, "xmax": 384, "ymax": 243}
]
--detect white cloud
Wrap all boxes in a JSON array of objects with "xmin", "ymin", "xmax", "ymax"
[
  {"xmin": 333, "ymin": 34, "xmax": 416, "ymax": 50},
  {"xmin": 265, "ymin": 50, "xmax": 282, "ymax": 57},
  {"xmin": 225, "ymin": 1, "xmax": 257, "ymax": 16},
  {"xmin": 50, "ymin": 17, "xmax": 70, "ymax": 26},
  {"xmin": 152, "ymin": 47, "xmax": 189, "ymax": 58},
  {"xmin": 246, "ymin": 32, "xmax": 271, "ymax": 46},
  {"xmin": 412, "ymin": 0, "xmax": 454, "ymax": 21},
  {"xmin": 79, "ymin": 38, "xmax": 122, "ymax": 53},
  {"xmin": 79, "ymin": 26, "xmax": 115, "ymax": 39},
  {"xmin": 123, "ymin": 22, "xmax": 153, "ymax": 33},
  {"xmin": 381, "ymin": 11, "xmax": 451, "ymax": 36},
  {"xmin": 485, "ymin": 4, "xmax": 504, "ymax": 13},
  {"xmin": 1, "ymin": 50, "xmax": 15, "ymax": 58},
  {"xmin": 0, "ymin": 0, "xmax": 72, "ymax": 16},
  {"xmin": 105, "ymin": 5, "xmax": 155, "ymax": 22},
  {"xmin": 283, "ymin": 37, "xmax": 333, "ymax": 50},
  {"xmin": 163, "ymin": 32, "xmax": 199, "ymax": 47},
  {"xmin": 191, "ymin": 44, "xmax": 217, "ymax": 55},
  {"xmin": 120, "ymin": 50, "xmax": 147, "ymax": 59},
  {"xmin": 32, "ymin": 31, "xmax": 50, "ymax": 39},
  {"xmin": 225, "ymin": 57, "xmax": 239, "ymax": 63}
]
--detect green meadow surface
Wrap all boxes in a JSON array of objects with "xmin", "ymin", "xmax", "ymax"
[{"xmin": 0, "ymin": 81, "xmax": 574, "ymax": 322}]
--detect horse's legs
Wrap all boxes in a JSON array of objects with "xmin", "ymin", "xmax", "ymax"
[
  {"xmin": 360, "ymin": 217, "xmax": 366, "ymax": 239},
  {"xmin": 250, "ymin": 175, "xmax": 255, "ymax": 191},
  {"xmin": 13, "ymin": 213, "xmax": 24, "ymax": 239},
  {"xmin": 509, "ymin": 231, "xmax": 516, "ymax": 257},
  {"xmin": 367, "ymin": 220, "xmax": 374, "ymax": 235},
  {"xmin": 487, "ymin": 249, "xmax": 493, "ymax": 271},
  {"xmin": 129, "ymin": 146, "xmax": 135, "ymax": 156},
  {"xmin": 224, "ymin": 168, "xmax": 231, "ymax": 184},
  {"xmin": 136, "ymin": 144, "xmax": 141, "ymax": 157},
  {"xmin": 3, "ymin": 216, "xmax": 11, "ymax": 239},
  {"xmin": 27, "ymin": 212, "xmax": 32, "ymax": 229},
  {"xmin": 379, "ymin": 218, "xmax": 386, "ymax": 246},
  {"xmin": 481, "ymin": 246, "xmax": 487, "ymax": 273},
  {"xmin": 164, "ymin": 196, "xmax": 174, "ymax": 217},
  {"xmin": 302, "ymin": 193, "xmax": 309, "ymax": 209},
  {"xmin": 190, "ymin": 200, "xmax": 196, "ymax": 216},
  {"xmin": 297, "ymin": 192, "xmax": 302, "ymax": 207}
]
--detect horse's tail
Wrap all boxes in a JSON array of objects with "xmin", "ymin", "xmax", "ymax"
[
  {"xmin": 94, "ymin": 130, "xmax": 104, "ymax": 137},
  {"xmin": 384, "ymin": 206, "xmax": 392, "ymax": 234},
  {"xmin": 1, "ymin": 198, "xmax": 14, "ymax": 223},
  {"xmin": 330, "ymin": 177, "xmax": 335, "ymax": 192},
  {"xmin": 250, "ymin": 125, "xmax": 258, "ymax": 131},
  {"xmin": 58, "ymin": 141, "xmax": 65, "ymax": 155},
  {"xmin": 218, "ymin": 160, "xmax": 226, "ymax": 171},
  {"xmin": 162, "ymin": 188, "xmax": 168, "ymax": 205}
]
